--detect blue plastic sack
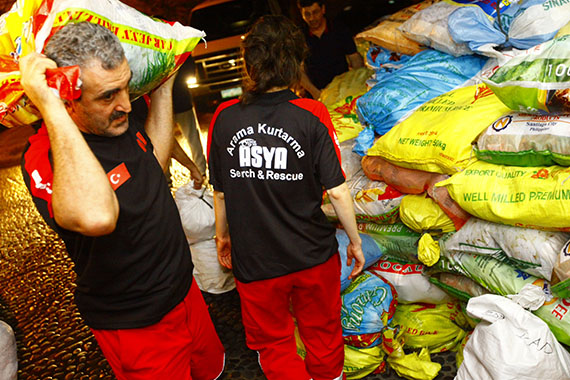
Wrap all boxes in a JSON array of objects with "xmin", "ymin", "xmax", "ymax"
[
  {"xmin": 504, "ymin": 0, "xmax": 570, "ymax": 50},
  {"xmin": 365, "ymin": 46, "xmax": 411, "ymax": 87},
  {"xmin": 337, "ymin": 229, "xmax": 385, "ymax": 292},
  {"xmin": 448, "ymin": 0, "xmax": 570, "ymax": 54},
  {"xmin": 447, "ymin": 6, "xmax": 506, "ymax": 53},
  {"xmin": 355, "ymin": 49, "xmax": 486, "ymax": 155},
  {"xmin": 341, "ymin": 270, "xmax": 397, "ymax": 346}
]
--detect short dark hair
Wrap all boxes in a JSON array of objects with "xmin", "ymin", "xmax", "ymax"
[
  {"xmin": 297, "ymin": 0, "xmax": 325, "ymax": 9},
  {"xmin": 240, "ymin": 15, "xmax": 307, "ymax": 104},
  {"xmin": 44, "ymin": 22, "xmax": 125, "ymax": 70}
]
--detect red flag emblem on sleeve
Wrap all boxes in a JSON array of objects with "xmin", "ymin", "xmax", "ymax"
[{"xmin": 107, "ymin": 163, "xmax": 131, "ymax": 190}]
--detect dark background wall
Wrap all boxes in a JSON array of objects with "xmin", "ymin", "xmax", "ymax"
[{"xmin": 0, "ymin": 0, "xmax": 405, "ymax": 34}]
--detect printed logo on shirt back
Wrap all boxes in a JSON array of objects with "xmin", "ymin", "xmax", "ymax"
[{"xmin": 226, "ymin": 122, "xmax": 305, "ymax": 182}]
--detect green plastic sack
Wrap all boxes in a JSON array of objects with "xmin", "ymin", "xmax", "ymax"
[
  {"xmin": 474, "ymin": 112, "xmax": 570, "ymax": 167},
  {"xmin": 483, "ymin": 35, "xmax": 570, "ymax": 115},
  {"xmin": 439, "ymin": 217, "xmax": 569, "ymax": 280},
  {"xmin": 436, "ymin": 250, "xmax": 570, "ymax": 345},
  {"xmin": 357, "ymin": 222, "xmax": 422, "ymax": 264}
]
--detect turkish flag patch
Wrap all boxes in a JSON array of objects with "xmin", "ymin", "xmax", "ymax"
[{"xmin": 107, "ymin": 163, "xmax": 131, "ymax": 190}]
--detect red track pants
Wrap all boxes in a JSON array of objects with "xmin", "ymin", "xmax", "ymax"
[
  {"xmin": 236, "ymin": 253, "xmax": 344, "ymax": 380},
  {"xmin": 91, "ymin": 280, "xmax": 225, "ymax": 380}
]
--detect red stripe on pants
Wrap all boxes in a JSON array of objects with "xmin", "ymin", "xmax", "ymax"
[{"xmin": 236, "ymin": 253, "xmax": 344, "ymax": 380}]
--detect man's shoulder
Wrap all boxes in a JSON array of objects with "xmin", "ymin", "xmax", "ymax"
[{"xmin": 327, "ymin": 17, "xmax": 352, "ymax": 37}]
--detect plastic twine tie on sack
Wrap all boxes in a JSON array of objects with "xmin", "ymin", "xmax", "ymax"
[{"xmin": 198, "ymin": 187, "xmax": 213, "ymax": 209}]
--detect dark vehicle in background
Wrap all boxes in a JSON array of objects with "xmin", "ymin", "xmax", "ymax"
[{"xmin": 185, "ymin": 0, "xmax": 281, "ymax": 113}]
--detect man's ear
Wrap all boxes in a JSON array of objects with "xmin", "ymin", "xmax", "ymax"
[
  {"xmin": 63, "ymin": 99, "xmax": 72, "ymax": 112},
  {"xmin": 63, "ymin": 99, "xmax": 78, "ymax": 119}
]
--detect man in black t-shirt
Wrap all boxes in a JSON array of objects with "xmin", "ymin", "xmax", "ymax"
[
  {"xmin": 20, "ymin": 22, "xmax": 224, "ymax": 380},
  {"xmin": 297, "ymin": 0, "xmax": 364, "ymax": 100}
]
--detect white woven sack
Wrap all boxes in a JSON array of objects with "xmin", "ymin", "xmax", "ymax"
[
  {"xmin": 456, "ymin": 290, "xmax": 570, "ymax": 380},
  {"xmin": 175, "ymin": 182, "xmax": 215, "ymax": 245},
  {"xmin": 190, "ymin": 239, "xmax": 235, "ymax": 294},
  {"xmin": 0, "ymin": 320, "xmax": 17, "ymax": 380}
]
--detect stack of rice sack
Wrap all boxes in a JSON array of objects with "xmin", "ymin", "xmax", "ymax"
[
  {"xmin": 430, "ymin": 31, "xmax": 570, "ymax": 347},
  {"xmin": 323, "ymin": 0, "xmax": 570, "ymax": 377}
]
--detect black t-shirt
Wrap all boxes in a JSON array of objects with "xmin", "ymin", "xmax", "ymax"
[
  {"xmin": 21, "ymin": 117, "xmax": 193, "ymax": 329},
  {"xmin": 303, "ymin": 20, "xmax": 358, "ymax": 90},
  {"xmin": 208, "ymin": 89, "xmax": 345, "ymax": 283}
]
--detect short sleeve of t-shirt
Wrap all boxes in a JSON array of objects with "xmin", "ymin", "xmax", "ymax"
[
  {"xmin": 309, "ymin": 102, "xmax": 345, "ymax": 190},
  {"xmin": 207, "ymin": 99, "xmax": 240, "ymax": 192}
]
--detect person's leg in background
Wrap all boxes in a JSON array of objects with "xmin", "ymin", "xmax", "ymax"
[
  {"xmin": 291, "ymin": 253, "xmax": 344, "ymax": 380},
  {"xmin": 235, "ymin": 276, "xmax": 312, "ymax": 380},
  {"xmin": 175, "ymin": 109, "xmax": 206, "ymax": 175}
]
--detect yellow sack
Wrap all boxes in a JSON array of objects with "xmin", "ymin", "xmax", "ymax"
[
  {"xmin": 381, "ymin": 327, "xmax": 441, "ymax": 380},
  {"xmin": 328, "ymin": 96, "xmax": 365, "ymax": 143},
  {"xmin": 454, "ymin": 331, "xmax": 472, "ymax": 370},
  {"xmin": 417, "ymin": 233, "xmax": 441, "ymax": 267},
  {"xmin": 400, "ymin": 194, "xmax": 455, "ymax": 233},
  {"xmin": 391, "ymin": 301, "xmax": 472, "ymax": 353},
  {"xmin": 367, "ymin": 85, "xmax": 511, "ymax": 175},
  {"xmin": 344, "ymin": 345, "xmax": 386, "ymax": 379},
  {"xmin": 355, "ymin": 0, "xmax": 438, "ymax": 55},
  {"xmin": 436, "ymin": 160, "xmax": 570, "ymax": 231},
  {"xmin": 320, "ymin": 67, "xmax": 373, "ymax": 107}
]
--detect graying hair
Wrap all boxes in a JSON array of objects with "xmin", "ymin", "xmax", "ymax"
[{"xmin": 44, "ymin": 22, "xmax": 125, "ymax": 70}]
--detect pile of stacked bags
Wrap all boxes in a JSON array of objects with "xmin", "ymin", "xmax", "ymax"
[{"xmin": 319, "ymin": 0, "xmax": 570, "ymax": 378}]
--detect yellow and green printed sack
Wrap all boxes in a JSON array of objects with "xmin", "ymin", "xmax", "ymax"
[
  {"xmin": 367, "ymin": 84, "xmax": 511, "ymax": 174},
  {"xmin": 437, "ymin": 250, "xmax": 570, "ymax": 345},
  {"xmin": 344, "ymin": 345, "xmax": 385, "ymax": 379},
  {"xmin": 436, "ymin": 160, "xmax": 570, "ymax": 231},
  {"xmin": 0, "ymin": 0, "xmax": 205, "ymax": 128},
  {"xmin": 482, "ymin": 35, "xmax": 570, "ymax": 115},
  {"xmin": 391, "ymin": 300, "xmax": 472, "ymax": 353},
  {"xmin": 474, "ymin": 112, "xmax": 570, "ymax": 167}
]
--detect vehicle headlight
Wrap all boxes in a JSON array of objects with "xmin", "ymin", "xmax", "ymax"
[{"xmin": 186, "ymin": 75, "xmax": 198, "ymax": 88}]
